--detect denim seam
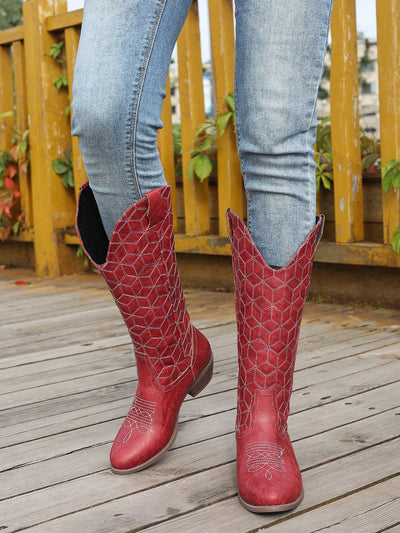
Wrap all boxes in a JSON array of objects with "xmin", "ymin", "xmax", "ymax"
[{"xmin": 128, "ymin": 0, "xmax": 168, "ymax": 200}]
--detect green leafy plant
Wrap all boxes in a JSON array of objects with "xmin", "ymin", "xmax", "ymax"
[
  {"xmin": 0, "ymin": 111, "xmax": 29, "ymax": 240},
  {"xmin": 381, "ymin": 159, "xmax": 400, "ymax": 256},
  {"xmin": 173, "ymin": 123, "xmax": 182, "ymax": 179},
  {"xmin": 382, "ymin": 159, "xmax": 400, "ymax": 194},
  {"xmin": 315, "ymin": 117, "xmax": 333, "ymax": 191},
  {"xmin": 77, "ymin": 244, "xmax": 90, "ymax": 268},
  {"xmin": 186, "ymin": 121, "xmax": 217, "ymax": 182},
  {"xmin": 50, "ymin": 41, "xmax": 70, "ymax": 115},
  {"xmin": 52, "ymin": 148, "xmax": 74, "ymax": 188},
  {"xmin": 315, "ymin": 117, "xmax": 382, "ymax": 192},
  {"xmin": 186, "ymin": 92, "xmax": 235, "ymax": 182},
  {"xmin": 360, "ymin": 127, "xmax": 380, "ymax": 172}
]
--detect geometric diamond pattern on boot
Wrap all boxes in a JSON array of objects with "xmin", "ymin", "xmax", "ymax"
[
  {"xmin": 76, "ymin": 183, "xmax": 213, "ymax": 473},
  {"xmin": 227, "ymin": 209, "xmax": 324, "ymax": 513}
]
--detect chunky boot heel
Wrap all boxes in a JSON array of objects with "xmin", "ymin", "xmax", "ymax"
[{"xmin": 188, "ymin": 356, "xmax": 214, "ymax": 398}]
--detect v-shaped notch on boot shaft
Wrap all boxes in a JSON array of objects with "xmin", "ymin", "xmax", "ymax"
[{"xmin": 76, "ymin": 182, "xmax": 171, "ymax": 266}]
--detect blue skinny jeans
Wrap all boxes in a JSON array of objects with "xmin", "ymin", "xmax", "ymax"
[{"xmin": 71, "ymin": 0, "xmax": 333, "ymax": 267}]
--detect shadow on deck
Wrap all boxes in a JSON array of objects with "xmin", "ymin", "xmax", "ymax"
[{"xmin": 0, "ymin": 270, "xmax": 399, "ymax": 532}]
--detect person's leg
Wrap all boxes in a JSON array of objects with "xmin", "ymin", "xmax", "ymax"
[
  {"xmin": 72, "ymin": 0, "xmax": 213, "ymax": 474},
  {"xmin": 235, "ymin": 0, "xmax": 333, "ymax": 268},
  {"xmin": 230, "ymin": 0, "xmax": 333, "ymax": 512},
  {"xmin": 72, "ymin": 0, "xmax": 191, "ymax": 238}
]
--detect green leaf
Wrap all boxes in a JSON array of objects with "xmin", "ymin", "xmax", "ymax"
[
  {"xmin": 225, "ymin": 92, "xmax": 235, "ymax": 112},
  {"xmin": 361, "ymin": 152, "xmax": 380, "ymax": 172},
  {"xmin": 0, "ymin": 179, "xmax": 4, "ymax": 188},
  {"xmin": 0, "ymin": 111, "xmax": 14, "ymax": 119},
  {"xmin": 321, "ymin": 175, "xmax": 332, "ymax": 190},
  {"xmin": 53, "ymin": 75, "xmax": 68, "ymax": 90},
  {"xmin": 194, "ymin": 154, "xmax": 212, "ymax": 181},
  {"xmin": 381, "ymin": 161, "xmax": 400, "ymax": 193},
  {"xmin": 52, "ymin": 158, "xmax": 69, "ymax": 174},
  {"xmin": 12, "ymin": 221, "xmax": 20, "ymax": 235},
  {"xmin": 50, "ymin": 41, "xmax": 64, "ymax": 59},
  {"xmin": 393, "ymin": 172, "xmax": 400, "ymax": 190},
  {"xmin": 196, "ymin": 136, "xmax": 214, "ymax": 153},
  {"xmin": 186, "ymin": 158, "xmax": 196, "ymax": 180},
  {"xmin": 77, "ymin": 245, "xmax": 90, "ymax": 267},
  {"xmin": 392, "ymin": 224, "xmax": 400, "ymax": 256},
  {"xmin": 194, "ymin": 121, "xmax": 215, "ymax": 137},
  {"xmin": 66, "ymin": 168, "xmax": 74, "ymax": 188},
  {"xmin": 216, "ymin": 112, "xmax": 233, "ymax": 135},
  {"xmin": 18, "ymin": 140, "xmax": 27, "ymax": 155},
  {"xmin": 382, "ymin": 174, "xmax": 393, "ymax": 194}
]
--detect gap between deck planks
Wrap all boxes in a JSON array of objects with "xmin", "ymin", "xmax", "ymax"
[{"xmin": 0, "ymin": 271, "xmax": 399, "ymax": 532}]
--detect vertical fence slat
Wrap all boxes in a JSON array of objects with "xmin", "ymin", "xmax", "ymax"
[
  {"xmin": 208, "ymin": 0, "xmax": 243, "ymax": 236},
  {"xmin": 13, "ymin": 40, "xmax": 33, "ymax": 229},
  {"xmin": 330, "ymin": 0, "xmax": 364, "ymax": 243},
  {"xmin": 177, "ymin": 1, "xmax": 210, "ymax": 236},
  {"xmin": 159, "ymin": 76, "xmax": 178, "ymax": 231},
  {"xmin": 23, "ymin": 0, "xmax": 80, "ymax": 276},
  {"xmin": 64, "ymin": 25, "xmax": 87, "ymax": 199},
  {"xmin": 376, "ymin": 0, "xmax": 400, "ymax": 245},
  {"xmin": 0, "ymin": 45, "xmax": 14, "ymax": 148}
]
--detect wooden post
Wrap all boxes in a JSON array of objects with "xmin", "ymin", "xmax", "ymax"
[
  {"xmin": 0, "ymin": 45, "xmax": 14, "ymax": 148},
  {"xmin": 178, "ymin": 0, "xmax": 210, "ymax": 236},
  {"xmin": 330, "ymin": 0, "xmax": 364, "ymax": 243},
  {"xmin": 65, "ymin": 25, "xmax": 87, "ymax": 199},
  {"xmin": 208, "ymin": 0, "xmax": 243, "ymax": 236},
  {"xmin": 13, "ymin": 40, "xmax": 33, "ymax": 230},
  {"xmin": 23, "ymin": 0, "xmax": 80, "ymax": 276},
  {"xmin": 159, "ymin": 76, "xmax": 178, "ymax": 231},
  {"xmin": 376, "ymin": 0, "xmax": 400, "ymax": 245}
]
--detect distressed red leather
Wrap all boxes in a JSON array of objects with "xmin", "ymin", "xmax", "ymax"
[
  {"xmin": 76, "ymin": 183, "xmax": 213, "ymax": 473},
  {"xmin": 227, "ymin": 210, "xmax": 324, "ymax": 512}
]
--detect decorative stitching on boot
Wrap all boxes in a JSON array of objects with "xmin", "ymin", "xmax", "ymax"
[
  {"xmin": 122, "ymin": 396, "xmax": 156, "ymax": 441},
  {"xmin": 99, "ymin": 187, "xmax": 194, "ymax": 391},
  {"xmin": 246, "ymin": 441, "xmax": 286, "ymax": 480},
  {"xmin": 228, "ymin": 210, "xmax": 323, "ymax": 434}
]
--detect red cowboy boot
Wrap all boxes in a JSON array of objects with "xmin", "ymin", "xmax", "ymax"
[
  {"xmin": 76, "ymin": 183, "xmax": 213, "ymax": 473},
  {"xmin": 227, "ymin": 210, "xmax": 324, "ymax": 512}
]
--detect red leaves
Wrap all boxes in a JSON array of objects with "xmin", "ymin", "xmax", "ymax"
[
  {"xmin": 5, "ymin": 177, "xmax": 15, "ymax": 190},
  {"xmin": 6, "ymin": 164, "xmax": 17, "ymax": 179},
  {"xmin": 0, "ymin": 128, "xmax": 27, "ymax": 241}
]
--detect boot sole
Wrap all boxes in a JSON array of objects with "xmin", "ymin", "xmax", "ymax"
[
  {"xmin": 238, "ymin": 488, "xmax": 304, "ymax": 513},
  {"xmin": 111, "ymin": 421, "xmax": 179, "ymax": 475},
  {"xmin": 111, "ymin": 354, "xmax": 213, "ymax": 475}
]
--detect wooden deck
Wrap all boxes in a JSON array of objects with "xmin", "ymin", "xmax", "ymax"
[{"xmin": 1, "ymin": 270, "xmax": 399, "ymax": 532}]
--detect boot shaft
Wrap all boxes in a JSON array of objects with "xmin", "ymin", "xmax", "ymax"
[
  {"xmin": 227, "ymin": 210, "xmax": 324, "ymax": 435},
  {"xmin": 76, "ymin": 183, "xmax": 193, "ymax": 390}
]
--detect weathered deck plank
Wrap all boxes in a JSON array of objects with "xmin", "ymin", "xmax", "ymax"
[{"xmin": 0, "ymin": 270, "xmax": 399, "ymax": 532}]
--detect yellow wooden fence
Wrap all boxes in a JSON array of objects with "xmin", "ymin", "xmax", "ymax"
[{"xmin": 0, "ymin": 0, "xmax": 399, "ymax": 276}]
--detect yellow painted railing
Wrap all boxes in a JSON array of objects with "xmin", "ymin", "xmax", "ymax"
[{"xmin": 0, "ymin": 0, "xmax": 399, "ymax": 276}]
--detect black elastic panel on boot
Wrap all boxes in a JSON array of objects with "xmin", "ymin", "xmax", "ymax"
[{"xmin": 77, "ymin": 186, "xmax": 109, "ymax": 265}]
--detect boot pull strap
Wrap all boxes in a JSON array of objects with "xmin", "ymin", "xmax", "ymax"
[
  {"xmin": 146, "ymin": 187, "xmax": 168, "ymax": 227},
  {"xmin": 315, "ymin": 214, "xmax": 325, "ymax": 246},
  {"xmin": 225, "ymin": 208, "xmax": 233, "ymax": 244}
]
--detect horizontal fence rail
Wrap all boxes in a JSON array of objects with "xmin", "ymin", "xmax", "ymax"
[{"xmin": 0, "ymin": 0, "xmax": 399, "ymax": 276}]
